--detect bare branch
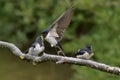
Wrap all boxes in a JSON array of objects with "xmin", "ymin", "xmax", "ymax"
[
  {"xmin": 0, "ymin": 41, "xmax": 120, "ymax": 75},
  {"xmin": 0, "ymin": 41, "xmax": 24, "ymax": 56}
]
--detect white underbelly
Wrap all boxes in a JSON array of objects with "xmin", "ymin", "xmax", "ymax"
[
  {"xmin": 34, "ymin": 46, "xmax": 44, "ymax": 53},
  {"xmin": 28, "ymin": 44, "xmax": 45, "ymax": 56},
  {"xmin": 76, "ymin": 52, "xmax": 94, "ymax": 59},
  {"xmin": 45, "ymin": 33, "xmax": 57, "ymax": 47}
]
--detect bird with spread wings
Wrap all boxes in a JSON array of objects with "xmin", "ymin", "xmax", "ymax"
[{"xmin": 41, "ymin": 7, "xmax": 73, "ymax": 56}]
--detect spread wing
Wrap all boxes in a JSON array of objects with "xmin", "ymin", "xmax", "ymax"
[{"xmin": 48, "ymin": 7, "xmax": 73, "ymax": 41}]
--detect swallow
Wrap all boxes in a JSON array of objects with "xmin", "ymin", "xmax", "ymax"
[
  {"xmin": 24, "ymin": 36, "xmax": 45, "ymax": 56},
  {"xmin": 22, "ymin": 36, "xmax": 45, "ymax": 65},
  {"xmin": 41, "ymin": 7, "xmax": 73, "ymax": 56},
  {"xmin": 75, "ymin": 45, "xmax": 94, "ymax": 59}
]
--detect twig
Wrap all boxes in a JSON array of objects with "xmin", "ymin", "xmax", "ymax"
[{"xmin": 0, "ymin": 41, "xmax": 120, "ymax": 75}]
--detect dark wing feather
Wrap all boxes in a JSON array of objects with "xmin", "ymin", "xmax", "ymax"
[{"xmin": 48, "ymin": 7, "xmax": 73, "ymax": 41}]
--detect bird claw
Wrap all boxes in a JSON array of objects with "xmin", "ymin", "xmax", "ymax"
[
  {"xmin": 32, "ymin": 57, "xmax": 40, "ymax": 65},
  {"xmin": 57, "ymin": 50, "xmax": 65, "ymax": 56}
]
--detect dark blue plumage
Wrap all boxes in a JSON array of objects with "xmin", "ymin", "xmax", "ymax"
[{"xmin": 41, "ymin": 29, "xmax": 49, "ymax": 33}]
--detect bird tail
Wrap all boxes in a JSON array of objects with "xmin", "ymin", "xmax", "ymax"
[
  {"xmin": 74, "ymin": 49, "xmax": 80, "ymax": 57},
  {"xmin": 74, "ymin": 51, "xmax": 78, "ymax": 57}
]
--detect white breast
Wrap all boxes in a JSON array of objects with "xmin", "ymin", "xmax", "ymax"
[
  {"xmin": 76, "ymin": 51, "xmax": 94, "ymax": 59},
  {"xmin": 45, "ymin": 33, "xmax": 58, "ymax": 47},
  {"xmin": 28, "ymin": 43, "xmax": 45, "ymax": 56},
  {"xmin": 34, "ymin": 43, "xmax": 44, "ymax": 53}
]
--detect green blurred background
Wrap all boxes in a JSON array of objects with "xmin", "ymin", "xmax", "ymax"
[{"xmin": 0, "ymin": 0, "xmax": 120, "ymax": 80}]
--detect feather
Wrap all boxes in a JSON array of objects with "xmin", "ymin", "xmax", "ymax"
[{"xmin": 48, "ymin": 7, "xmax": 73, "ymax": 41}]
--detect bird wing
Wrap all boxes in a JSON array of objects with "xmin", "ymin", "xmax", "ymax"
[
  {"xmin": 78, "ymin": 49, "xmax": 85, "ymax": 55},
  {"xmin": 48, "ymin": 7, "xmax": 73, "ymax": 41}
]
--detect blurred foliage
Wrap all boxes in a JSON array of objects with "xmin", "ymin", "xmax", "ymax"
[{"xmin": 0, "ymin": 0, "xmax": 120, "ymax": 80}]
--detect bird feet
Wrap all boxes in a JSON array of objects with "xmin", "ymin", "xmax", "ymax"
[
  {"xmin": 32, "ymin": 57, "xmax": 40, "ymax": 65},
  {"xmin": 57, "ymin": 50, "xmax": 65, "ymax": 56}
]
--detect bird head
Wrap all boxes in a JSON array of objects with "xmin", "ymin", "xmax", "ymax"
[
  {"xmin": 41, "ymin": 29, "xmax": 49, "ymax": 38},
  {"xmin": 85, "ymin": 45, "xmax": 92, "ymax": 51}
]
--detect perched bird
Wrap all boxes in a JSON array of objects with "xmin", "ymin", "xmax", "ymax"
[
  {"xmin": 24, "ymin": 36, "xmax": 45, "ymax": 56},
  {"xmin": 41, "ymin": 7, "xmax": 73, "ymax": 55},
  {"xmin": 75, "ymin": 45, "xmax": 94, "ymax": 59}
]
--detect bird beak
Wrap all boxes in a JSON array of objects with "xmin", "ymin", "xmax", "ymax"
[{"xmin": 41, "ymin": 35, "xmax": 44, "ymax": 41}]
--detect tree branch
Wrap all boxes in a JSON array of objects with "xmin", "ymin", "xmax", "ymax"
[{"xmin": 0, "ymin": 41, "xmax": 120, "ymax": 75}]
